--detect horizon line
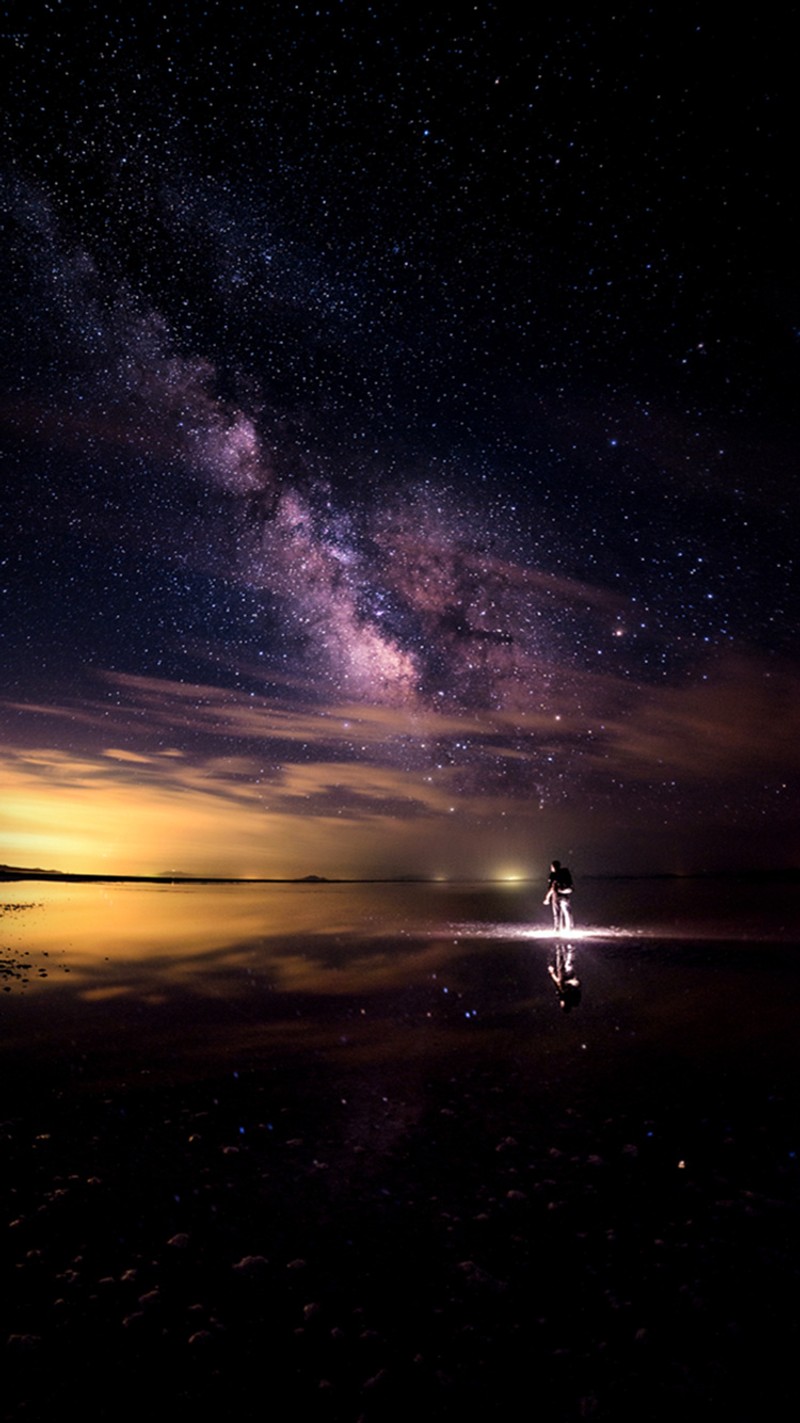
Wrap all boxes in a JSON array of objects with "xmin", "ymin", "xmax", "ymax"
[{"xmin": 3, "ymin": 865, "xmax": 799, "ymax": 886}]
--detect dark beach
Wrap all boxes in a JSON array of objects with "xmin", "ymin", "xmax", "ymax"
[{"xmin": 2, "ymin": 879, "xmax": 799, "ymax": 1421}]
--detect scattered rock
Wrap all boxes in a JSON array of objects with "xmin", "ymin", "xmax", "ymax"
[
  {"xmin": 7, "ymin": 1333, "xmax": 42, "ymax": 1352},
  {"xmin": 232, "ymin": 1255, "xmax": 269, "ymax": 1275}
]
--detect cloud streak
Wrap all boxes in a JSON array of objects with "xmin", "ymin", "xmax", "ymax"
[{"xmin": 3, "ymin": 645, "xmax": 798, "ymax": 876}]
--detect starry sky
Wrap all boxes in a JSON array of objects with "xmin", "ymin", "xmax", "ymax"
[{"xmin": 1, "ymin": 2, "xmax": 798, "ymax": 879}]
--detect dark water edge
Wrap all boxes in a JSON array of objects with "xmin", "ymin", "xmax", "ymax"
[{"xmin": 2, "ymin": 885, "xmax": 799, "ymax": 1420}]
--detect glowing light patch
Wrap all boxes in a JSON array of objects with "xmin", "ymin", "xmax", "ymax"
[{"xmin": 427, "ymin": 924, "xmax": 649, "ymax": 942}]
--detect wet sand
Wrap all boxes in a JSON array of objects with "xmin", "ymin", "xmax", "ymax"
[{"xmin": 2, "ymin": 895, "xmax": 799, "ymax": 1420}]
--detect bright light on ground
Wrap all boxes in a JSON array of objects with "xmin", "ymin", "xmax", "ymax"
[{"xmin": 440, "ymin": 924, "xmax": 646, "ymax": 942}]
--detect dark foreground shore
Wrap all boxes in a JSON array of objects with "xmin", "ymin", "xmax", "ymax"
[{"xmin": 2, "ymin": 915, "xmax": 799, "ymax": 1421}]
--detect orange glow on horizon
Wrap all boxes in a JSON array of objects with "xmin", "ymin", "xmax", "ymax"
[
  {"xmin": 0, "ymin": 741, "xmax": 514, "ymax": 879},
  {"xmin": 5, "ymin": 643, "xmax": 800, "ymax": 880}
]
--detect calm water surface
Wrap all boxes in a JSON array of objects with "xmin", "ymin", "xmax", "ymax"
[
  {"xmin": 2, "ymin": 877, "xmax": 798, "ymax": 1094},
  {"xmin": 3, "ymin": 875, "xmax": 800, "ymax": 1423}
]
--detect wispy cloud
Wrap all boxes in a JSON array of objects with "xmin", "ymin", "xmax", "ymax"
[{"xmin": 2, "ymin": 644, "xmax": 798, "ymax": 878}]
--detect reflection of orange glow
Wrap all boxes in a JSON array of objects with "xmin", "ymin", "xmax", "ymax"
[
  {"xmin": 1, "ymin": 883, "xmax": 470, "ymax": 1001},
  {"xmin": 8, "ymin": 882, "xmax": 372, "ymax": 957}
]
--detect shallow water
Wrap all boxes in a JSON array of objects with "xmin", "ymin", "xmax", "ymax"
[
  {"xmin": 5, "ymin": 872, "xmax": 799, "ymax": 953},
  {"xmin": 3, "ymin": 877, "xmax": 799, "ymax": 1421},
  {"xmin": 2, "ymin": 877, "xmax": 798, "ymax": 1095}
]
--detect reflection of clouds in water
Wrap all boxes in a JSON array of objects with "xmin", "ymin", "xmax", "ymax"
[
  {"xmin": 7, "ymin": 882, "xmax": 800, "ymax": 1113},
  {"xmin": 6, "ymin": 878, "xmax": 797, "ymax": 1034},
  {"xmin": 5, "ymin": 884, "xmax": 472, "ymax": 1001}
]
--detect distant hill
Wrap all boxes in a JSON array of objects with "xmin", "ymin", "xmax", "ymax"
[
  {"xmin": 0, "ymin": 865, "xmax": 429, "ymax": 885},
  {"xmin": 1, "ymin": 864, "xmax": 65, "ymax": 880},
  {"xmin": 0, "ymin": 865, "xmax": 299, "ymax": 884}
]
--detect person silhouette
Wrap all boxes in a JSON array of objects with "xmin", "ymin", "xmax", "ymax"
[
  {"xmin": 547, "ymin": 940, "xmax": 581, "ymax": 1011},
  {"xmin": 544, "ymin": 859, "xmax": 574, "ymax": 932}
]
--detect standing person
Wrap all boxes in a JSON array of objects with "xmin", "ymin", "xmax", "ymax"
[{"xmin": 544, "ymin": 858, "xmax": 574, "ymax": 932}]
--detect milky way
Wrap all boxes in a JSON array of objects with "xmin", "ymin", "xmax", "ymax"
[{"xmin": 2, "ymin": 4, "xmax": 798, "ymax": 876}]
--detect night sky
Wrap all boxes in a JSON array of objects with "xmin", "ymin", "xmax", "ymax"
[{"xmin": 2, "ymin": 3, "xmax": 798, "ymax": 878}]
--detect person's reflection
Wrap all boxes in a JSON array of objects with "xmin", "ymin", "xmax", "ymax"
[{"xmin": 547, "ymin": 941, "xmax": 582, "ymax": 1012}]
